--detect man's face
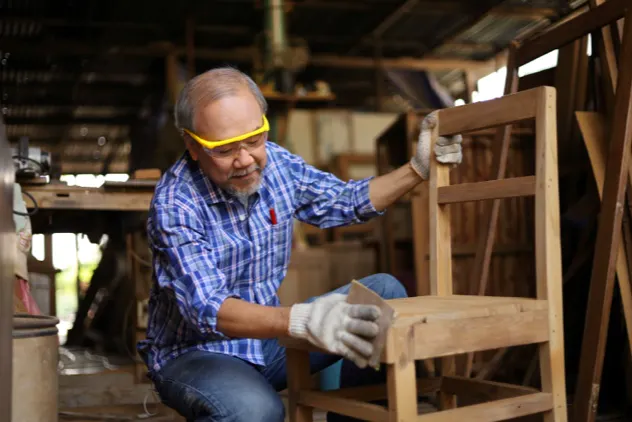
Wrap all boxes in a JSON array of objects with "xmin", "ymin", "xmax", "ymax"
[{"xmin": 185, "ymin": 90, "xmax": 268, "ymax": 200}]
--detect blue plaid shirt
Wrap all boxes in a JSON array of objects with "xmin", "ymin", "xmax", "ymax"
[{"xmin": 138, "ymin": 141, "xmax": 382, "ymax": 375}]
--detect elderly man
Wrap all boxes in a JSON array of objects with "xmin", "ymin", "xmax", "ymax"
[{"xmin": 138, "ymin": 67, "xmax": 462, "ymax": 422}]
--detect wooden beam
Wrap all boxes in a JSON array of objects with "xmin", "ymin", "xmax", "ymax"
[
  {"xmin": 572, "ymin": 9, "xmax": 632, "ymax": 422},
  {"xmin": 576, "ymin": 110, "xmax": 632, "ymax": 361},
  {"xmin": 437, "ymin": 86, "xmax": 539, "ymax": 136},
  {"xmin": 437, "ymin": 176, "xmax": 536, "ymax": 204},
  {"xmin": 309, "ymin": 55, "xmax": 495, "ymax": 73},
  {"xmin": 416, "ymin": 393, "xmax": 553, "ymax": 422},
  {"xmin": 517, "ymin": 0, "xmax": 628, "ymax": 66}
]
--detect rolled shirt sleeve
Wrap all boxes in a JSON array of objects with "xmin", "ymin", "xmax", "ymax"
[
  {"xmin": 147, "ymin": 198, "xmax": 239, "ymax": 339},
  {"xmin": 283, "ymin": 150, "xmax": 384, "ymax": 228}
]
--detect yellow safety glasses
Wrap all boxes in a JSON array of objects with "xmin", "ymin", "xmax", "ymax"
[{"xmin": 183, "ymin": 115, "xmax": 270, "ymax": 150}]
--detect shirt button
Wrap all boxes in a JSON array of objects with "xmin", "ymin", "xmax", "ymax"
[{"xmin": 240, "ymin": 215, "xmax": 246, "ymax": 221}]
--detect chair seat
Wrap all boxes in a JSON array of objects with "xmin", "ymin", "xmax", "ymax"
[{"xmin": 280, "ymin": 295, "xmax": 549, "ymax": 364}]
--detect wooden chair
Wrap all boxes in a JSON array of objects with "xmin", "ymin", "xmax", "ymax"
[{"xmin": 280, "ymin": 86, "xmax": 567, "ymax": 422}]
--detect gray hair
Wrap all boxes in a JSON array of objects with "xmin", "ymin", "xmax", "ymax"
[{"xmin": 174, "ymin": 66, "xmax": 268, "ymax": 133}]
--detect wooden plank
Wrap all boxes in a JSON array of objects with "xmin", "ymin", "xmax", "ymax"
[
  {"xmin": 416, "ymin": 393, "xmax": 553, "ymax": 422},
  {"xmin": 463, "ymin": 44, "xmax": 520, "ymax": 378},
  {"xmin": 573, "ymin": 11, "xmax": 632, "ymax": 422},
  {"xmin": 298, "ymin": 391, "xmax": 389, "ymax": 422},
  {"xmin": 437, "ymin": 176, "xmax": 535, "ymax": 204},
  {"xmin": 316, "ymin": 377, "xmax": 441, "ymax": 401},
  {"xmin": 437, "ymin": 87, "xmax": 539, "ymax": 137},
  {"xmin": 517, "ymin": 0, "xmax": 628, "ymax": 66},
  {"xmin": 589, "ymin": 0, "xmax": 619, "ymax": 116},
  {"xmin": 576, "ymin": 110, "xmax": 632, "ymax": 354},
  {"xmin": 287, "ymin": 349, "xmax": 314, "ymax": 422},
  {"xmin": 440, "ymin": 376, "xmax": 538, "ymax": 400},
  {"xmin": 534, "ymin": 86, "xmax": 568, "ymax": 422},
  {"xmin": 23, "ymin": 186, "xmax": 152, "ymax": 211},
  {"xmin": 403, "ymin": 309, "xmax": 550, "ymax": 361},
  {"xmin": 429, "ymin": 108, "xmax": 456, "ymax": 409}
]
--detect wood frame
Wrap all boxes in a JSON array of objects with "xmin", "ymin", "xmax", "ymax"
[
  {"xmin": 463, "ymin": 1, "xmax": 632, "ymax": 407},
  {"xmin": 282, "ymin": 86, "xmax": 567, "ymax": 422},
  {"xmin": 21, "ymin": 184, "xmax": 153, "ymax": 211}
]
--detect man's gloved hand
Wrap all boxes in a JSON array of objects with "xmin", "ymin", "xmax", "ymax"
[
  {"xmin": 288, "ymin": 293, "xmax": 381, "ymax": 368},
  {"xmin": 410, "ymin": 111, "xmax": 463, "ymax": 180}
]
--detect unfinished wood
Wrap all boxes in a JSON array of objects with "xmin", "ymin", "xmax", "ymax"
[
  {"xmin": 398, "ymin": 308, "xmax": 549, "ymax": 361},
  {"xmin": 298, "ymin": 391, "xmax": 389, "ymax": 422},
  {"xmin": 385, "ymin": 357, "xmax": 418, "ymax": 421},
  {"xmin": 576, "ymin": 110, "xmax": 632, "ymax": 353},
  {"xmin": 429, "ymin": 111, "xmax": 456, "ymax": 408},
  {"xmin": 533, "ymin": 86, "xmax": 568, "ymax": 422},
  {"xmin": 316, "ymin": 377, "xmax": 441, "ymax": 401},
  {"xmin": 437, "ymin": 88, "xmax": 539, "ymax": 137},
  {"xmin": 437, "ymin": 176, "xmax": 535, "ymax": 204},
  {"xmin": 22, "ymin": 185, "xmax": 152, "ymax": 211},
  {"xmin": 416, "ymin": 393, "xmax": 553, "ymax": 422},
  {"xmin": 440, "ymin": 376, "xmax": 538, "ymax": 400},
  {"xmin": 517, "ymin": 0, "xmax": 628, "ymax": 66},
  {"xmin": 574, "ymin": 20, "xmax": 632, "ymax": 420},
  {"xmin": 287, "ymin": 349, "xmax": 313, "ymax": 422},
  {"xmin": 411, "ymin": 184, "xmax": 430, "ymax": 295},
  {"xmin": 464, "ymin": 44, "xmax": 520, "ymax": 378},
  {"xmin": 589, "ymin": 0, "xmax": 619, "ymax": 115}
]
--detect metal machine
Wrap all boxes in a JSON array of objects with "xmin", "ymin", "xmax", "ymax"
[{"xmin": 10, "ymin": 136, "xmax": 51, "ymax": 182}]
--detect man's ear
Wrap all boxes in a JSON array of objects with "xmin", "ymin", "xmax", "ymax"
[{"xmin": 184, "ymin": 138, "xmax": 200, "ymax": 161}]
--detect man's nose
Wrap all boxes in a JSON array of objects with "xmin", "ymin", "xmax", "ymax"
[{"xmin": 234, "ymin": 147, "xmax": 255, "ymax": 168}]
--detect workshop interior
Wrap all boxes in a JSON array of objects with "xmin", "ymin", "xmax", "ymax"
[{"xmin": 2, "ymin": 0, "xmax": 632, "ymax": 421}]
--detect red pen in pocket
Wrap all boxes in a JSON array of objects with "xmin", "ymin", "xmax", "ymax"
[{"xmin": 269, "ymin": 208, "xmax": 277, "ymax": 225}]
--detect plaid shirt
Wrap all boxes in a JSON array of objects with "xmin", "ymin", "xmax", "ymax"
[{"xmin": 138, "ymin": 141, "xmax": 382, "ymax": 375}]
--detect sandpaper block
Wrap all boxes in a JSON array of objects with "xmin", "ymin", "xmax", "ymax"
[{"xmin": 346, "ymin": 279, "xmax": 396, "ymax": 369}]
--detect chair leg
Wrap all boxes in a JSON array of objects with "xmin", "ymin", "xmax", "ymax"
[
  {"xmin": 539, "ymin": 339, "xmax": 568, "ymax": 422},
  {"xmin": 387, "ymin": 358, "xmax": 418, "ymax": 422},
  {"xmin": 286, "ymin": 348, "xmax": 313, "ymax": 422}
]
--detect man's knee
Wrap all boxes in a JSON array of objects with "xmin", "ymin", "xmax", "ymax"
[
  {"xmin": 357, "ymin": 273, "xmax": 408, "ymax": 300},
  {"xmin": 235, "ymin": 389, "xmax": 285, "ymax": 422}
]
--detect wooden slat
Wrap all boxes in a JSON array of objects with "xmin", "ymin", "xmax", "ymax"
[
  {"xmin": 298, "ymin": 391, "xmax": 389, "ymax": 422},
  {"xmin": 437, "ymin": 87, "xmax": 540, "ymax": 137},
  {"xmin": 573, "ymin": 19, "xmax": 632, "ymax": 419},
  {"xmin": 403, "ymin": 309, "xmax": 550, "ymax": 361},
  {"xmin": 287, "ymin": 349, "xmax": 314, "ymax": 422},
  {"xmin": 517, "ymin": 0, "xmax": 628, "ymax": 66},
  {"xmin": 386, "ymin": 352, "xmax": 418, "ymax": 420},
  {"xmin": 440, "ymin": 376, "xmax": 538, "ymax": 400},
  {"xmin": 576, "ymin": 110, "xmax": 632, "ymax": 356},
  {"xmin": 316, "ymin": 377, "xmax": 441, "ymax": 401},
  {"xmin": 534, "ymin": 85, "xmax": 568, "ymax": 422},
  {"xmin": 437, "ymin": 176, "xmax": 535, "ymax": 204},
  {"xmin": 416, "ymin": 393, "xmax": 553, "ymax": 422}
]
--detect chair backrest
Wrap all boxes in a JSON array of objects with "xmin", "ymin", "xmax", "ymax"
[{"xmin": 428, "ymin": 86, "xmax": 562, "ymax": 303}]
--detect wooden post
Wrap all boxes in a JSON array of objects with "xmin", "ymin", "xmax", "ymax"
[
  {"xmin": 429, "ymin": 113, "xmax": 457, "ymax": 408},
  {"xmin": 573, "ymin": 9, "xmax": 632, "ymax": 422},
  {"xmin": 534, "ymin": 87, "xmax": 568, "ymax": 422}
]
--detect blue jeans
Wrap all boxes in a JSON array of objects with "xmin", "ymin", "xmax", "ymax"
[{"xmin": 150, "ymin": 273, "xmax": 408, "ymax": 422}]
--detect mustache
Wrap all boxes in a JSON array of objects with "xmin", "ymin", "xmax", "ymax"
[{"xmin": 229, "ymin": 164, "xmax": 261, "ymax": 178}]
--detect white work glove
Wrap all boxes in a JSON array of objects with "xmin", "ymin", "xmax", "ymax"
[
  {"xmin": 289, "ymin": 293, "xmax": 381, "ymax": 369},
  {"xmin": 410, "ymin": 111, "xmax": 463, "ymax": 180}
]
